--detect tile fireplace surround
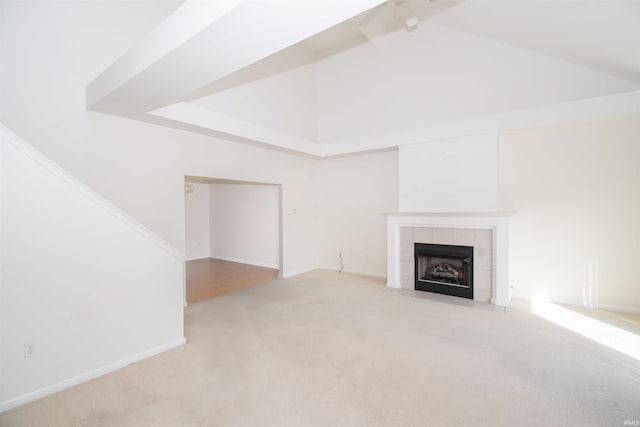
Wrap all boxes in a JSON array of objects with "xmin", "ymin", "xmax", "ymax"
[{"xmin": 385, "ymin": 212, "xmax": 513, "ymax": 307}]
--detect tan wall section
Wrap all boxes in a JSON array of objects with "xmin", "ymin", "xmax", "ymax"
[{"xmin": 499, "ymin": 114, "xmax": 640, "ymax": 310}]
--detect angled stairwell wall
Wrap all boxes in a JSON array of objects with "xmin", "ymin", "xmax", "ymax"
[{"xmin": 0, "ymin": 124, "xmax": 186, "ymax": 412}]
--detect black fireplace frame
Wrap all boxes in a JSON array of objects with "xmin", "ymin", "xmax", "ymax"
[{"xmin": 414, "ymin": 243, "xmax": 474, "ymax": 299}]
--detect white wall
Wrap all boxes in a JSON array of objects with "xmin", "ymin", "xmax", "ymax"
[
  {"xmin": 317, "ymin": 150, "xmax": 398, "ymax": 277},
  {"xmin": 399, "ymin": 134, "xmax": 497, "ymax": 212},
  {"xmin": 191, "ymin": 44, "xmax": 318, "ymax": 141},
  {"xmin": 499, "ymin": 115, "xmax": 640, "ymax": 311},
  {"xmin": 316, "ymin": 23, "xmax": 636, "ymax": 143},
  {"xmin": 0, "ymin": 0, "xmax": 319, "ymax": 408},
  {"xmin": 209, "ymin": 184, "xmax": 280, "ymax": 269},
  {"xmin": 0, "ymin": 127, "xmax": 184, "ymax": 410},
  {"xmin": 185, "ymin": 182, "xmax": 211, "ymax": 261},
  {"xmin": 0, "ymin": 1, "xmax": 319, "ymax": 275}
]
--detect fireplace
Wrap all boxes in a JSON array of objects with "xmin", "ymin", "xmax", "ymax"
[
  {"xmin": 386, "ymin": 213, "xmax": 512, "ymax": 306},
  {"xmin": 414, "ymin": 243, "xmax": 474, "ymax": 299}
]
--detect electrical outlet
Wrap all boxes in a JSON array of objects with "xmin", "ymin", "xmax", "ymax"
[{"xmin": 24, "ymin": 344, "xmax": 35, "ymax": 358}]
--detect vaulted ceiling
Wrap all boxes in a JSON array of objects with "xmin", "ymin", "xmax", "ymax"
[{"xmin": 87, "ymin": 0, "xmax": 640, "ymax": 157}]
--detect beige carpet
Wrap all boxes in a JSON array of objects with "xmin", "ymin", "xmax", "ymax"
[{"xmin": 2, "ymin": 270, "xmax": 640, "ymax": 426}]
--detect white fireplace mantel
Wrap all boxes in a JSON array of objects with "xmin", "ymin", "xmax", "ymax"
[{"xmin": 385, "ymin": 211, "xmax": 514, "ymax": 307}]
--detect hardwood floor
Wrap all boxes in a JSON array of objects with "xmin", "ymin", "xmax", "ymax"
[{"xmin": 186, "ymin": 258, "xmax": 279, "ymax": 303}]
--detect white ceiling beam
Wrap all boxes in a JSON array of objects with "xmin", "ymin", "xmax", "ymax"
[
  {"xmin": 86, "ymin": 0, "xmax": 387, "ymax": 115},
  {"xmin": 149, "ymin": 103, "xmax": 323, "ymax": 157}
]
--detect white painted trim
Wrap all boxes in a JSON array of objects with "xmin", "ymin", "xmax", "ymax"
[
  {"xmin": 386, "ymin": 213, "xmax": 513, "ymax": 307},
  {"xmin": 508, "ymin": 295, "xmax": 640, "ymax": 314},
  {"xmin": 87, "ymin": 0, "xmax": 386, "ymax": 113},
  {"xmin": 153, "ymin": 90, "xmax": 640, "ymax": 157},
  {"xmin": 185, "ymin": 256, "xmax": 210, "ymax": 262},
  {"xmin": 339, "ymin": 269, "xmax": 386, "ymax": 279},
  {"xmin": 321, "ymin": 266, "xmax": 387, "ymax": 279},
  {"xmin": 0, "ymin": 124, "xmax": 185, "ymax": 261},
  {"xmin": 209, "ymin": 255, "xmax": 279, "ymax": 270},
  {"xmin": 595, "ymin": 304, "xmax": 640, "ymax": 314},
  {"xmin": 278, "ymin": 184, "xmax": 285, "ymax": 279},
  {"xmin": 281, "ymin": 267, "xmax": 317, "ymax": 279},
  {"xmin": 150, "ymin": 103, "xmax": 323, "ymax": 156},
  {"xmin": 182, "ymin": 259, "xmax": 187, "ymax": 308},
  {"xmin": 546, "ymin": 298, "xmax": 640, "ymax": 315},
  {"xmin": 85, "ymin": 0, "xmax": 640, "ymax": 158},
  {"xmin": 0, "ymin": 337, "xmax": 186, "ymax": 413},
  {"xmin": 86, "ymin": 0, "xmax": 245, "ymax": 109}
]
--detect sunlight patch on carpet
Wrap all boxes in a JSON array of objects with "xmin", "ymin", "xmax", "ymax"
[{"xmin": 532, "ymin": 293, "xmax": 640, "ymax": 362}]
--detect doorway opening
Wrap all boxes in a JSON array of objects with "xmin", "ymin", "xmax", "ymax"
[{"xmin": 184, "ymin": 176, "xmax": 282, "ymax": 304}]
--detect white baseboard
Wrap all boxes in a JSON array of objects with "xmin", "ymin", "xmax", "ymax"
[
  {"xmin": 342, "ymin": 269, "xmax": 386, "ymax": 279},
  {"xmin": 281, "ymin": 267, "xmax": 317, "ymax": 279},
  {"xmin": 209, "ymin": 255, "xmax": 278, "ymax": 270},
  {"xmin": 185, "ymin": 256, "xmax": 209, "ymax": 262},
  {"xmin": 509, "ymin": 293, "xmax": 640, "ymax": 314},
  {"xmin": 492, "ymin": 297, "xmax": 510, "ymax": 307},
  {"xmin": 0, "ymin": 337, "xmax": 186, "ymax": 413},
  {"xmin": 547, "ymin": 298, "xmax": 640, "ymax": 314},
  {"xmin": 594, "ymin": 304, "xmax": 640, "ymax": 314},
  {"xmin": 321, "ymin": 266, "xmax": 387, "ymax": 279}
]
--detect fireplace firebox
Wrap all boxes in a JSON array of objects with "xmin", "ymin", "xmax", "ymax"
[{"xmin": 414, "ymin": 243, "xmax": 473, "ymax": 299}]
